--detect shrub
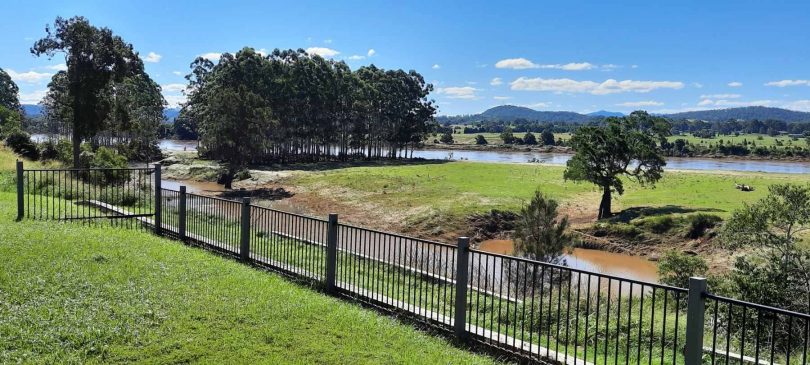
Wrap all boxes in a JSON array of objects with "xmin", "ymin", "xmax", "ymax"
[
  {"xmin": 474, "ymin": 134, "xmax": 488, "ymax": 145},
  {"xmin": 633, "ymin": 215, "xmax": 676, "ymax": 234},
  {"xmin": 87, "ymin": 147, "xmax": 130, "ymax": 185},
  {"xmin": 5, "ymin": 129, "xmax": 39, "ymax": 160},
  {"xmin": 39, "ymin": 139, "xmax": 59, "ymax": 160},
  {"xmin": 657, "ymin": 250, "xmax": 708, "ymax": 288},
  {"xmin": 593, "ymin": 222, "xmax": 644, "ymax": 239},
  {"xmin": 684, "ymin": 213, "xmax": 722, "ymax": 239},
  {"xmin": 439, "ymin": 131, "xmax": 454, "ymax": 144}
]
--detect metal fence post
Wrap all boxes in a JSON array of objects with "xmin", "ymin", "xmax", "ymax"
[
  {"xmin": 178, "ymin": 186, "xmax": 187, "ymax": 240},
  {"xmin": 240, "ymin": 198, "xmax": 251, "ymax": 261},
  {"xmin": 16, "ymin": 160, "xmax": 23, "ymax": 221},
  {"xmin": 685, "ymin": 277, "xmax": 707, "ymax": 365},
  {"xmin": 325, "ymin": 213, "xmax": 339, "ymax": 293},
  {"xmin": 453, "ymin": 237, "xmax": 470, "ymax": 340},
  {"xmin": 153, "ymin": 163, "xmax": 162, "ymax": 235}
]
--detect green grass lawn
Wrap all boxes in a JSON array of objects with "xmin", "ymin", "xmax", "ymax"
[
  {"xmin": 290, "ymin": 161, "xmax": 810, "ymax": 228},
  {"xmin": 667, "ymin": 133, "xmax": 808, "ymax": 148},
  {"xmin": 0, "ymin": 149, "xmax": 497, "ymax": 364}
]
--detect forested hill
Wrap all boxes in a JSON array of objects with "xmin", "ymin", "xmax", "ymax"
[
  {"xmin": 664, "ymin": 106, "xmax": 810, "ymax": 123},
  {"xmin": 438, "ymin": 105, "xmax": 810, "ymax": 125}
]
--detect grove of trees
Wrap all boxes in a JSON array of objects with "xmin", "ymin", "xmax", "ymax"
[{"xmin": 183, "ymin": 47, "xmax": 437, "ymax": 186}]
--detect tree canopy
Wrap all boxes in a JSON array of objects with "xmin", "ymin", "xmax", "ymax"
[
  {"xmin": 0, "ymin": 68, "xmax": 21, "ymax": 112},
  {"xmin": 184, "ymin": 47, "xmax": 437, "ymax": 186},
  {"xmin": 564, "ymin": 111, "xmax": 670, "ymax": 219},
  {"xmin": 31, "ymin": 16, "xmax": 163, "ymax": 166},
  {"xmin": 513, "ymin": 191, "xmax": 571, "ymax": 265}
]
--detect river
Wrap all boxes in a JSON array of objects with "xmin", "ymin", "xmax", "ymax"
[{"xmin": 156, "ymin": 138, "xmax": 810, "ymax": 174}]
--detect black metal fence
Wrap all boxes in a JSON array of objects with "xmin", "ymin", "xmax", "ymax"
[{"xmin": 14, "ymin": 161, "xmax": 810, "ymax": 364}]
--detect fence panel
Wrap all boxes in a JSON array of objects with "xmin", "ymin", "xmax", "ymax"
[
  {"xmin": 20, "ymin": 166, "xmax": 155, "ymax": 229},
  {"xmin": 183, "ymin": 193, "xmax": 243, "ymax": 255},
  {"xmin": 467, "ymin": 249, "xmax": 689, "ymax": 364},
  {"xmin": 335, "ymin": 224, "xmax": 459, "ymax": 326},
  {"xmin": 704, "ymin": 294, "xmax": 810, "ymax": 365},
  {"xmin": 248, "ymin": 205, "xmax": 328, "ymax": 281}
]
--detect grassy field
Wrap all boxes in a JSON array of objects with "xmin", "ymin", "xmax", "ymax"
[
  {"xmin": 289, "ymin": 161, "xmax": 810, "ymax": 233},
  {"xmin": 668, "ymin": 133, "xmax": 807, "ymax": 148},
  {"xmin": 0, "ymin": 148, "xmax": 497, "ymax": 364}
]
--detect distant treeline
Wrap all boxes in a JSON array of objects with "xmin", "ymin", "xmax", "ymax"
[{"xmin": 182, "ymin": 48, "xmax": 436, "ymax": 173}]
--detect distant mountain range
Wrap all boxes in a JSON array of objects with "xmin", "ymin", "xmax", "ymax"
[
  {"xmin": 21, "ymin": 104, "xmax": 181, "ymax": 123},
  {"xmin": 438, "ymin": 105, "xmax": 810, "ymax": 124}
]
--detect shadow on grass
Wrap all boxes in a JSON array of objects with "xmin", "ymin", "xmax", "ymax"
[{"xmin": 607, "ymin": 205, "xmax": 725, "ymax": 223}]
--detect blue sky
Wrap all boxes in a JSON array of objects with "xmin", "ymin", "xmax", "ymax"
[{"xmin": 1, "ymin": 0, "xmax": 809, "ymax": 115}]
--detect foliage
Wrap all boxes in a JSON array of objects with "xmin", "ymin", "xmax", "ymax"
[
  {"xmin": 683, "ymin": 213, "xmax": 722, "ymax": 239},
  {"xmin": 173, "ymin": 108, "xmax": 198, "ymax": 140},
  {"xmin": 38, "ymin": 139, "xmax": 59, "ymax": 160},
  {"xmin": 523, "ymin": 131, "xmax": 537, "ymax": 145},
  {"xmin": 185, "ymin": 48, "xmax": 436, "ymax": 186},
  {"xmin": 31, "ymin": 16, "xmax": 162, "ymax": 167},
  {"xmin": 439, "ymin": 131, "xmax": 454, "ymax": 144},
  {"xmin": 0, "ymin": 105, "xmax": 23, "ymax": 138},
  {"xmin": 564, "ymin": 111, "xmax": 669, "ymax": 219},
  {"xmin": 474, "ymin": 134, "xmax": 488, "ymax": 145},
  {"xmin": 499, "ymin": 128, "xmax": 516, "ymax": 144},
  {"xmin": 657, "ymin": 251, "xmax": 708, "ymax": 288},
  {"xmin": 721, "ymin": 183, "xmax": 810, "ymax": 314},
  {"xmin": 513, "ymin": 191, "xmax": 571, "ymax": 265},
  {"xmin": 4, "ymin": 129, "xmax": 39, "ymax": 160},
  {"xmin": 0, "ymin": 68, "xmax": 20, "ymax": 112},
  {"xmin": 540, "ymin": 129, "xmax": 555, "ymax": 146}
]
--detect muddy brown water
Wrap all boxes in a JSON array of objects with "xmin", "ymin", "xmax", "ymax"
[{"xmin": 478, "ymin": 239, "xmax": 659, "ymax": 284}]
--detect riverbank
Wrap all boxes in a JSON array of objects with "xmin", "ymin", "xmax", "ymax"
[{"xmin": 157, "ymin": 150, "xmax": 808, "ymax": 276}]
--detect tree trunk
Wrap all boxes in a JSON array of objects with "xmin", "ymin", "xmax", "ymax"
[
  {"xmin": 598, "ymin": 185, "xmax": 612, "ymax": 219},
  {"xmin": 72, "ymin": 133, "xmax": 81, "ymax": 168}
]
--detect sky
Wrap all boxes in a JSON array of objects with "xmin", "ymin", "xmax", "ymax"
[{"xmin": 1, "ymin": 0, "xmax": 809, "ymax": 116}]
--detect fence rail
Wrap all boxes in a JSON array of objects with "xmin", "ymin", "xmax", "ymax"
[{"xmin": 14, "ymin": 161, "xmax": 810, "ymax": 364}]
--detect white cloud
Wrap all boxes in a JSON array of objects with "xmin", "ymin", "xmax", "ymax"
[
  {"xmin": 347, "ymin": 55, "xmax": 365, "ymax": 60},
  {"xmin": 172, "ymin": 71, "xmax": 183, "ymax": 76},
  {"xmin": 436, "ymin": 86, "xmax": 479, "ymax": 99},
  {"xmin": 19, "ymin": 89, "xmax": 47, "ymax": 104},
  {"xmin": 700, "ymin": 93, "xmax": 741, "ymax": 99},
  {"xmin": 494, "ymin": 58, "xmax": 594, "ymax": 70},
  {"xmin": 306, "ymin": 47, "xmax": 340, "ymax": 58},
  {"xmin": 510, "ymin": 77, "xmax": 684, "ymax": 95},
  {"xmin": 162, "ymin": 83, "xmax": 186, "ymax": 92},
  {"xmin": 200, "ymin": 52, "xmax": 222, "ymax": 61},
  {"xmin": 697, "ymin": 99, "xmax": 714, "ymax": 106},
  {"xmin": 495, "ymin": 58, "xmax": 538, "ymax": 69},
  {"xmin": 616, "ymin": 100, "xmax": 664, "ymax": 107},
  {"xmin": 7, "ymin": 69, "xmax": 52, "ymax": 83},
  {"xmin": 765, "ymin": 79, "xmax": 810, "ymax": 87},
  {"xmin": 631, "ymin": 65, "xmax": 639, "ymax": 69},
  {"xmin": 45, "ymin": 63, "xmax": 67, "ymax": 71},
  {"xmin": 324, "ymin": 39, "xmax": 333, "ymax": 44},
  {"xmin": 601, "ymin": 64, "xmax": 620, "ymax": 71},
  {"xmin": 692, "ymin": 82, "xmax": 704, "ymax": 88},
  {"xmin": 493, "ymin": 96, "xmax": 511, "ymax": 100},
  {"xmin": 432, "ymin": 64, "xmax": 441, "ymax": 69},
  {"xmin": 490, "ymin": 77, "xmax": 503, "ymax": 86},
  {"xmin": 367, "ymin": 49, "xmax": 376, "ymax": 57},
  {"xmin": 727, "ymin": 81, "xmax": 743, "ymax": 87},
  {"xmin": 144, "ymin": 52, "xmax": 162, "ymax": 63},
  {"xmin": 256, "ymin": 48, "xmax": 268, "ymax": 57},
  {"xmin": 523, "ymin": 102, "xmax": 551, "ymax": 109},
  {"xmin": 163, "ymin": 94, "xmax": 187, "ymax": 108}
]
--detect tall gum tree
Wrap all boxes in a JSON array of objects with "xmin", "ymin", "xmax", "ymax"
[
  {"xmin": 31, "ymin": 16, "xmax": 144, "ymax": 167},
  {"xmin": 564, "ymin": 111, "xmax": 669, "ymax": 219}
]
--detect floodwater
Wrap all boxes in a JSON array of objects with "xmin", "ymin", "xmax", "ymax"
[
  {"xmin": 411, "ymin": 149, "xmax": 810, "ymax": 174},
  {"xmin": 33, "ymin": 135, "xmax": 810, "ymax": 174},
  {"xmin": 477, "ymin": 239, "xmax": 659, "ymax": 284}
]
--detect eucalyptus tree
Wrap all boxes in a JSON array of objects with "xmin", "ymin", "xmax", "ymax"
[
  {"xmin": 31, "ymin": 16, "xmax": 146, "ymax": 167},
  {"xmin": 0, "ymin": 68, "xmax": 21, "ymax": 111},
  {"xmin": 186, "ymin": 48, "xmax": 275, "ymax": 188},
  {"xmin": 564, "ymin": 111, "xmax": 669, "ymax": 219}
]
